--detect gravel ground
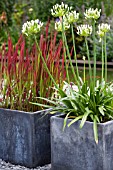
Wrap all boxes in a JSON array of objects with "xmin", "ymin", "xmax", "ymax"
[{"xmin": 0, "ymin": 160, "xmax": 51, "ymax": 170}]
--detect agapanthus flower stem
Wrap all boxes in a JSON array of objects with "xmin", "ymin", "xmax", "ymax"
[
  {"xmin": 60, "ymin": 16, "xmax": 80, "ymax": 90},
  {"xmin": 85, "ymin": 38, "xmax": 92, "ymax": 82},
  {"xmin": 71, "ymin": 24, "xmax": 79, "ymax": 82},
  {"xmin": 63, "ymin": 29, "xmax": 81, "ymax": 90},
  {"xmin": 83, "ymin": 57, "xmax": 86, "ymax": 83},
  {"xmin": 61, "ymin": 17, "xmax": 70, "ymax": 84},
  {"xmin": 101, "ymin": 38, "xmax": 104, "ymax": 81},
  {"xmin": 104, "ymin": 33, "xmax": 107, "ymax": 81},
  {"xmin": 93, "ymin": 20, "xmax": 96, "ymax": 86}
]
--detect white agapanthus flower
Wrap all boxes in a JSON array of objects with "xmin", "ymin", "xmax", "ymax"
[
  {"xmin": 77, "ymin": 24, "xmax": 92, "ymax": 37},
  {"xmin": 63, "ymin": 82, "xmax": 79, "ymax": 97},
  {"xmin": 98, "ymin": 23, "xmax": 110, "ymax": 33},
  {"xmin": 22, "ymin": 19, "xmax": 43, "ymax": 36},
  {"xmin": 51, "ymin": 2, "xmax": 72, "ymax": 17},
  {"xmin": 97, "ymin": 23, "xmax": 110, "ymax": 41},
  {"xmin": 84, "ymin": 8, "xmax": 101, "ymax": 20},
  {"xmin": 97, "ymin": 30, "xmax": 105, "ymax": 39},
  {"xmin": 55, "ymin": 18, "xmax": 70, "ymax": 32},
  {"xmin": 63, "ymin": 81, "xmax": 91, "ymax": 98},
  {"xmin": 64, "ymin": 10, "xmax": 79, "ymax": 24}
]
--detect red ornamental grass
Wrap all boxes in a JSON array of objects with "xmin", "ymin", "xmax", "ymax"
[{"xmin": 0, "ymin": 22, "xmax": 66, "ymax": 112}]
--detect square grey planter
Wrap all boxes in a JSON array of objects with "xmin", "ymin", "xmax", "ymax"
[
  {"xmin": 51, "ymin": 115, "xmax": 113, "ymax": 170},
  {"xmin": 0, "ymin": 108, "xmax": 52, "ymax": 168}
]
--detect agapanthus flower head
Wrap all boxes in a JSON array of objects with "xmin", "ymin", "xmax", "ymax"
[
  {"xmin": 22, "ymin": 19, "xmax": 43, "ymax": 36},
  {"xmin": 64, "ymin": 10, "xmax": 79, "ymax": 24},
  {"xmin": 98, "ymin": 23, "xmax": 110, "ymax": 33},
  {"xmin": 97, "ymin": 23, "xmax": 110, "ymax": 41},
  {"xmin": 77, "ymin": 24, "xmax": 92, "ymax": 37},
  {"xmin": 84, "ymin": 8, "xmax": 101, "ymax": 20},
  {"xmin": 51, "ymin": 2, "xmax": 72, "ymax": 17},
  {"xmin": 97, "ymin": 30, "xmax": 105, "ymax": 38},
  {"xmin": 55, "ymin": 17, "xmax": 70, "ymax": 32}
]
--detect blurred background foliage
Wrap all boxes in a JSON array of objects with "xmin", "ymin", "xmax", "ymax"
[{"xmin": 0, "ymin": 0, "xmax": 113, "ymax": 60}]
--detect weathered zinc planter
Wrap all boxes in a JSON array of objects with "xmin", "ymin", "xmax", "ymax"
[
  {"xmin": 0, "ymin": 108, "xmax": 52, "ymax": 168},
  {"xmin": 51, "ymin": 115, "xmax": 113, "ymax": 170}
]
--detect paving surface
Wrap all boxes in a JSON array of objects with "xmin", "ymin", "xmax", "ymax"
[{"xmin": 0, "ymin": 160, "xmax": 51, "ymax": 170}]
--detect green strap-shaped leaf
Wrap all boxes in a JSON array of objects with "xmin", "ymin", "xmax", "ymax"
[
  {"xmin": 30, "ymin": 102, "xmax": 54, "ymax": 108},
  {"xmin": 68, "ymin": 115, "xmax": 83, "ymax": 127},
  {"xmin": 31, "ymin": 97, "xmax": 58, "ymax": 105},
  {"xmin": 58, "ymin": 88, "xmax": 67, "ymax": 98},
  {"xmin": 93, "ymin": 116, "xmax": 98, "ymax": 144},
  {"xmin": 79, "ymin": 107, "xmax": 92, "ymax": 128},
  {"xmin": 98, "ymin": 105, "xmax": 105, "ymax": 116},
  {"xmin": 103, "ymin": 97, "xmax": 113, "ymax": 104},
  {"xmin": 63, "ymin": 112, "xmax": 71, "ymax": 131}
]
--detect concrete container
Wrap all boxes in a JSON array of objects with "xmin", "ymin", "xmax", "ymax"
[
  {"xmin": 51, "ymin": 115, "xmax": 113, "ymax": 170},
  {"xmin": 0, "ymin": 108, "xmax": 51, "ymax": 168}
]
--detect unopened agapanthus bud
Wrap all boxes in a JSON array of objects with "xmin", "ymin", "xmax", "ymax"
[
  {"xmin": 29, "ymin": 8, "xmax": 33, "ymax": 13},
  {"xmin": 83, "ymin": 56, "xmax": 86, "ymax": 61},
  {"xmin": 51, "ymin": 2, "xmax": 72, "ymax": 17},
  {"xmin": 77, "ymin": 25, "xmax": 92, "ymax": 37},
  {"xmin": 84, "ymin": 8, "xmax": 101, "ymax": 20},
  {"xmin": 22, "ymin": 19, "xmax": 43, "ymax": 36},
  {"xmin": 65, "ymin": 10, "xmax": 79, "ymax": 24}
]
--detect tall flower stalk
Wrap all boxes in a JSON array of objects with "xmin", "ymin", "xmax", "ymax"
[
  {"xmin": 61, "ymin": 18, "xmax": 70, "ymax": 84},
  {"xmin": 92, "ymin": 20, "xmax": 96, "ymax": 85},
  {"xmin": 71, "ymin": 24, "xmax": 80, "ymax": 83},
  {"xmin": 63, "ymin": 28, "xmax": 79, "ymax": 88},
  {"xmin": 101, "ymin": 38, "xmax": 104, "ymax": 81},
  {"xmin": 54, "ymin": 12, "xmax": 70, "ymax": 84},
  {"xmin": 104, "ymin": 33, "xmax": 107, "ymax": 81},
  {"xmin": 77, "ymin": 24, "xmax": 92, "ymax": 83},
  {"xmin": 53, "ymin": 6, "xmax": 81, "ymax": 89},
  {"xmin": 83, "ymin": 56, "xmax": 86, "ymax": 83},
  {"xmin": 85, "ymin": 38, "xmax": 92, "ymax": 82},
  {"xmin": 65, "ymin": 10, "xmax": 80, "ymax": 82},
  {"xmin": 97, "ymin": 23, "xmax": 110, "ymax": 81},
  {"xmin": 84, "ymin": 8, "xmax": 101, "ymax": 86}
]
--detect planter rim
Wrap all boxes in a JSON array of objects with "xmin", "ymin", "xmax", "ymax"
[
  {"xmin": 0, "ymin": 107, "xmax": 52, "ymax": 115},
  {"xmin": 51, "ymin": 113, "xmax": 113, "ymax": 126}
]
